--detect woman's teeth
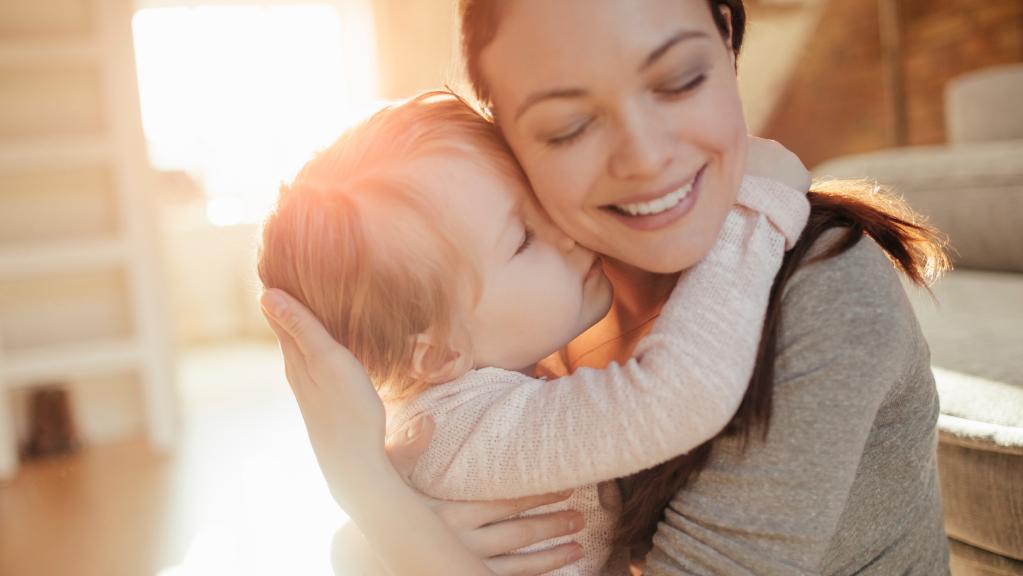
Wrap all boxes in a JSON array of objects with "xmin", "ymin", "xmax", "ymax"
[{"xmin": 612, "ymin": 181, "xmax": 693, "ymax": 216}]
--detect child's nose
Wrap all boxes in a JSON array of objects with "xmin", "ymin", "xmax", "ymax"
[
  {"xmin": 525, "ymin": 201, "xmax": 577, "ymax": 253},
  {"xmin": 554, "ymin": 229, "xmax": 577, "ymax": 253}
]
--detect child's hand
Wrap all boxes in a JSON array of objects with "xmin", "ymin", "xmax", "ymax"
[
  {"xmin": 744, "ymin": 136, "xmax": 811, "ymax": 193},
  {"xmin": 260, "ymin": 288, "xmax": 389, "ymax": 508}
]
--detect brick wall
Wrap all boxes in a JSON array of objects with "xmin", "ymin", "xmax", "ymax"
[{"xmin": 760, "ymin": 0, "xmax": 1023, "ymax": 168}]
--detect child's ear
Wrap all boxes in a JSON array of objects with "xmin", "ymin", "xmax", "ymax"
[{"xmin": 410, "ymin": 330, "xmax": 473, "ymax": 384}]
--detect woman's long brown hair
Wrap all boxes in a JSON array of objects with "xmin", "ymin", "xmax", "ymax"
[{"xmin": 458, "ymin": 0, "xmax": 951, "ymax": 558}]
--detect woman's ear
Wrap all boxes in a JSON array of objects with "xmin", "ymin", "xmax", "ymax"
[
  {"xmin": 409, "ymin": 330, "xmax": 473, "ymax": 385},
  {"xmin": 719, "ymin": 5, "xmax": 737, "ymax": 70}
]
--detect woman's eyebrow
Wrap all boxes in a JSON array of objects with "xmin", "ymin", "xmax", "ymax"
[
  {"xmin": 514, "ymin": 88, "xmax": 586, "ymax": 122},
  {"xmin": 513, "ymin": 30, "xmax": 709, "ymax": 122},
  {"xmin": 640, "ymin": 29, "xmax": 709, "ymax": 72}
]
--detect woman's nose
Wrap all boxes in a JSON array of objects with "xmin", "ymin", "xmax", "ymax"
[{"xmin": 608, "ymin": 103, "xmax": 672, "ymax": 180}]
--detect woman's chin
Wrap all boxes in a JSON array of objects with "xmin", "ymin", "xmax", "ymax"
[
  {"xmin": 602, "ymin": 207, "xmax": 726, "ymax": 275},
  {"xmin": 615, "ymin": 245, "xmax": 705, "ymax": 275}
]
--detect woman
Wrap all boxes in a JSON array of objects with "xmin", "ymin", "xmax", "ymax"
[{"xmin": 261, "ymin": 0, "xmax": 951, "ymax": 573}]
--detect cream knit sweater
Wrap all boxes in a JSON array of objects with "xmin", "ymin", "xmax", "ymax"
[{"xmin": 386, "ymin": 176, "xmax": 810, "ymax": 575}]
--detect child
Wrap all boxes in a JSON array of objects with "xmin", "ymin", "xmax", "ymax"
[{"xmin": 258, "ymin": 91, "xmax": 808, "ymax": 574}]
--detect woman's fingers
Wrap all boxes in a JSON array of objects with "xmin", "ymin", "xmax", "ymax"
[
  {"xmin": 260, "ymin": 294, "xmax": 312, "ymax": 377},
  {"xmin": 465, "ymin": 510, "xmax": 584, "ymax": 558},
  {"xmin": 261, "ymin": 289, "xmax": 337, "ymax": 361},
  {"xmin": 484, "ymin": 543, "xmax": 583, "ymax": 576},
  {"xmin": 260, "ymin": 308, "xmax": 312, "ymax": 398},
  {"xmin": 475, "ymin": 490, "xmax": 575, "ymax": 525},
  {"xmin": 433, "ymin": 490, "xmax": 574, "ymax": 530},
  {"xmin": 261, "ymin": 289, "xmax": 373, "ymax": 394}
]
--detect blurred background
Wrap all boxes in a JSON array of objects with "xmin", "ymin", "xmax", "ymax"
[{"xmin": 0, "ymin": 0, "xmax": 1019, "ymax": 575}]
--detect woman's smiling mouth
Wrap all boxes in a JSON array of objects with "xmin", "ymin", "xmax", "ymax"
[
  {"xmin": 612, "ymin": 179, "xmax": 694, "ymax": 216},
  {"xmin": 602, "ymin": 165, "xmax": 707, "ymax": 230}
]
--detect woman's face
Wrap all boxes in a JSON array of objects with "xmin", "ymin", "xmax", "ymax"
[{"xmin": 481, "ymin": 0, "xmax": 748, "ymax": 273}]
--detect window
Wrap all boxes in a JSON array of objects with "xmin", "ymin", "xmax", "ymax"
[{"xmin": 132, "ymin": 3, "xmax": 379, "ymax": 225}]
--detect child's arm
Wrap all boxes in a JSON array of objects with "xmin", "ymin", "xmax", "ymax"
[{"xmin": 403, "ymin": 176, "xmax": 810, "ymax": 500}]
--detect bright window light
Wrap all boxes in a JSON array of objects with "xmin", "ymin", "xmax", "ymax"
[{"xmin": 132, "ymin": 3, "xmax": 380, "ymax": 225}]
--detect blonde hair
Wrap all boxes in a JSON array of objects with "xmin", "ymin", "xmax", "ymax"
[{"xmin": 258, "ymin": 90, "xmax": 526, "ymax": 399}]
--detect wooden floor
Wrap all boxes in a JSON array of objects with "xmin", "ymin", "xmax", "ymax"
[{"xmin": 0, "ymin": 342, "xmax": 345, "ymax": 576}]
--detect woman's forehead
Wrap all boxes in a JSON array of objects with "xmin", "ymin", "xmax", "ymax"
[{"xmin": 483, "ymin": 0, "xmax": 716, "ymax": 104}]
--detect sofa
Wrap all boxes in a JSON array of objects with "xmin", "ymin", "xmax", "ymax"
[{"xmin": 814, "ymin": 63, "xmax": 1023, "ymax": 576}]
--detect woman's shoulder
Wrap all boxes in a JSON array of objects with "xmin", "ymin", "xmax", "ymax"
[
  {"xmin": 784, "ymin": 228, "xmax": 914, "ymax": 319},
  {"xmin": 789, "ymin": 228, "xmax": 901, "ymax": 292},
  {"xmin": 776, "ymin": 228, "xmax": 927, "ymax": 384}
]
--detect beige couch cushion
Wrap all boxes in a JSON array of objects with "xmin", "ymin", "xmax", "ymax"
[
  {"xmin": 814, "ymin": 141, "xmax": 1023, "ymax": 273},
  {"xmin": 908, "ymin": 271, "xmax": 1023, "ymax": 392},
  {"xmin": 906, "ymin": 271, "xmax": 1023, "ymax": 564}
]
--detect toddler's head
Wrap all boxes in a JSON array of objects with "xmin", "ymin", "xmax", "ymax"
[{"xmin": 259, "ymin": 91, "xmax": 612, "ymax": 399}]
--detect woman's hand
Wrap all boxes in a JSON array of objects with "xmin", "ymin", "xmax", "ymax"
[
  {"xmin": 332, "ymin": 480, "xmax": 585, "ymax": 575},
  {"xmin": 745, "ymin": 136, "xmax": 812, "ymax": 193},
  {"xmin": 260, "ymin": 288, "xmax": 389, "ymax": 509},
  {"xmin": 262, "ymin": 288, "xmax": 584, "ymax": 575}
]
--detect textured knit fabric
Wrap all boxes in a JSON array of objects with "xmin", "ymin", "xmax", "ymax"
[
  {"xmin": 642, "ymin": 230, "xmax": 951, "ymax": 575},
  {"xmin": 385, "ymin": 176, "xmax": 809, "ymax": 575}
]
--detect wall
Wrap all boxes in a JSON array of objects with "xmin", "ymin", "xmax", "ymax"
[
  {"xmin": 739, "ymin": 2, "xmax": 828, "ymax": 133},
  {"xmin": 159, "ymin": 188, "xmax": 270, "ymax": 344},
  {"xmin": 761, "ymin": 0, "xmax": 1023, "ymax": 168},
  {"xmin": 371, "ymin": 0, "xmax": 459, "ymax": 99}
]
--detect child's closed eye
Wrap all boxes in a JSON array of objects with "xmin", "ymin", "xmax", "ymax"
[{"xmin": 515, "ymin": 226, "xmax": 535, "ymax": 256}]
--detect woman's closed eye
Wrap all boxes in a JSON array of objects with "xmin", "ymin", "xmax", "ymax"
[
  {"xmin": 658, "ymin": 72, "xmax": 707, "ymax": 97},
  {"xmin": 515, "ymin": 226, "xmax": 535, "ymax": 256},
  {"xmin": 543, "ymin": 72, "xmax": 707, "ymax": 148},
  {"xmin": 546, "ymin": 119, "xmax": 593, "ymax": 148}
]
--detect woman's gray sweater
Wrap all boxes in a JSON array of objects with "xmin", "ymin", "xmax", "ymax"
[{"xmin": 644, "ymin": 231, "xmax": 951, "ymax": 575}]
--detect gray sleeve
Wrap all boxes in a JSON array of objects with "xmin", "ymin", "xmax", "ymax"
[{"xmin": 644, "ymin": 232, "xmax": 924, "ymax": 575}]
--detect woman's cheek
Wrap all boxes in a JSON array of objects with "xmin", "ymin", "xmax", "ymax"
[
  {"xmin": 529, "ymin": 163, "xmax": 583, "ymax": 238},
  {"xmin": 538, "ymin": 152, "xmax": 602, "ymax": 242}
]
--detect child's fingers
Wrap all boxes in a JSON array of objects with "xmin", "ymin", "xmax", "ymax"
[{"xmin": 484, "ymin": 542, "xmax": 583, "ymax": 576}]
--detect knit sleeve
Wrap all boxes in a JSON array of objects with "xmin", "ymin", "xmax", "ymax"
[{"xmin": 402, "ymin": 176, "xmax": 810, "ymax": 500}]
